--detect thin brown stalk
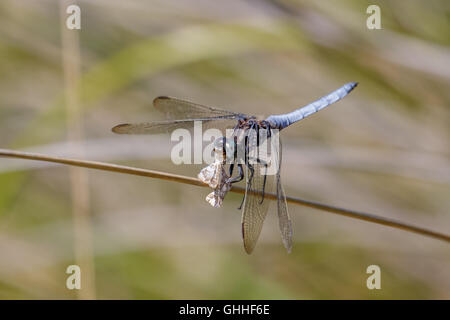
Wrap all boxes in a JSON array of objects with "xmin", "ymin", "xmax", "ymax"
[
  {"xmin": 60, "ymin": 1, "xmax": 95, "ymax": 299},
  {"xmin": 0, "ymin": 148, "xmax": 449, "ymax": 244}
]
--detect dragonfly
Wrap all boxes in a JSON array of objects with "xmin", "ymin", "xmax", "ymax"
[{"xmin": 112, "ymin": 82, "xmax": 358, "ymax": 254}]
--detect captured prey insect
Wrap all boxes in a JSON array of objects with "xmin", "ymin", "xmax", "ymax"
[{"xmin": 112, "ymin": 82, "xmax": 358, "ymax": 254}]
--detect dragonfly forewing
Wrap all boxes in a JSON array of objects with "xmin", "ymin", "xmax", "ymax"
[
  {"xmin": 112, "ymin": 96, "xmax": 248, "ymax": 135},
  {"xmin": 112, "ymin": 118, "xmax": 239, "ymax": 135},
  {"xmin": 153, "ymin": 96, "xmax": 244, "ymax": 119}
]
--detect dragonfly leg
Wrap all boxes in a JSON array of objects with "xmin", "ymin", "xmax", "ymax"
[
  {"xmin": 227, "ymin": 163, "xmax": 244, "ymax": 184},
  {"xmin": 228, "ymin": 135, "xmax": 238, "ymax": 177},
  {"xmin": 221, "ymin": 136, "xmax": 227, "ymax": 165},
  {"xmin": 258, "ymin": 127, "xmax": 272, "ymax": 204},
  {"xmin": 239, "ymin": 134, "xmax": 255, "ymax": 210},
  {"xmin": 238, "ymin": 194, "xmax": 245, "ymax": 210},
  {"xmin": 228, "ymin": 163, "xmax": 235, "ymax": 179},
  {"xmin": 259, "ymin": 164, "xmax": 268, "ymax": 205},
  {"xmin": 255, "ymin": 125, "xmax": 265, "ymax": 204},
  {"xmin": 238, "ymin": 163, "xmax": 254, "ymax": 210}
]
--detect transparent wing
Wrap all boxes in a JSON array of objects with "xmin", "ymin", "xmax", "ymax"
[
  {"xmin": 153, "ymin": 96, "xmax": 245, "ymax": 119},
  {"xmin": 273, "ymin": 136, "xmax": 293, "ymax": 252},
  {"xmin": 112, "ymin": 117, "xmax": 238, "ymax": 135},
  {"xmin": 241, "ymin": 129, "xmax": 274, "ymax": 254},
  {"xmin": 112, "ymin": 96, "xmax": 246, "ymax": 135}
]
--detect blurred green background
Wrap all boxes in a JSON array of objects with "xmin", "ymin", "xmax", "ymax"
[{"xmin": 0, "ymin": 0, "xmax": 449, "ymax": 299}]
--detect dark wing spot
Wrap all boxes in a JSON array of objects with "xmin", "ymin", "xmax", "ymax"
[
  {"xmin": 111, "ymin": 123, "xmax": 131, "ymax": 134},
  {"xmin": 153, "ymin": 96, "xmax": 170, "ymax": 109}
]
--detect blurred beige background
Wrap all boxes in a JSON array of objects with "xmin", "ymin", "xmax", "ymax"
[{"xmin": 0, "ymin": 0, "xmax": 449, "ymax": 299}]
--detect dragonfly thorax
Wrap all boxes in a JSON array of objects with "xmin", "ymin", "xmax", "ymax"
[{"xmin": 237, "ymin": 118, "xmax": 273, "ymax": 131}]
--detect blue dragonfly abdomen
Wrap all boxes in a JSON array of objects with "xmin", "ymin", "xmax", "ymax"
[{"xmin": 266, "ymin": 82, "xmax": 358, "ymax": 130}]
